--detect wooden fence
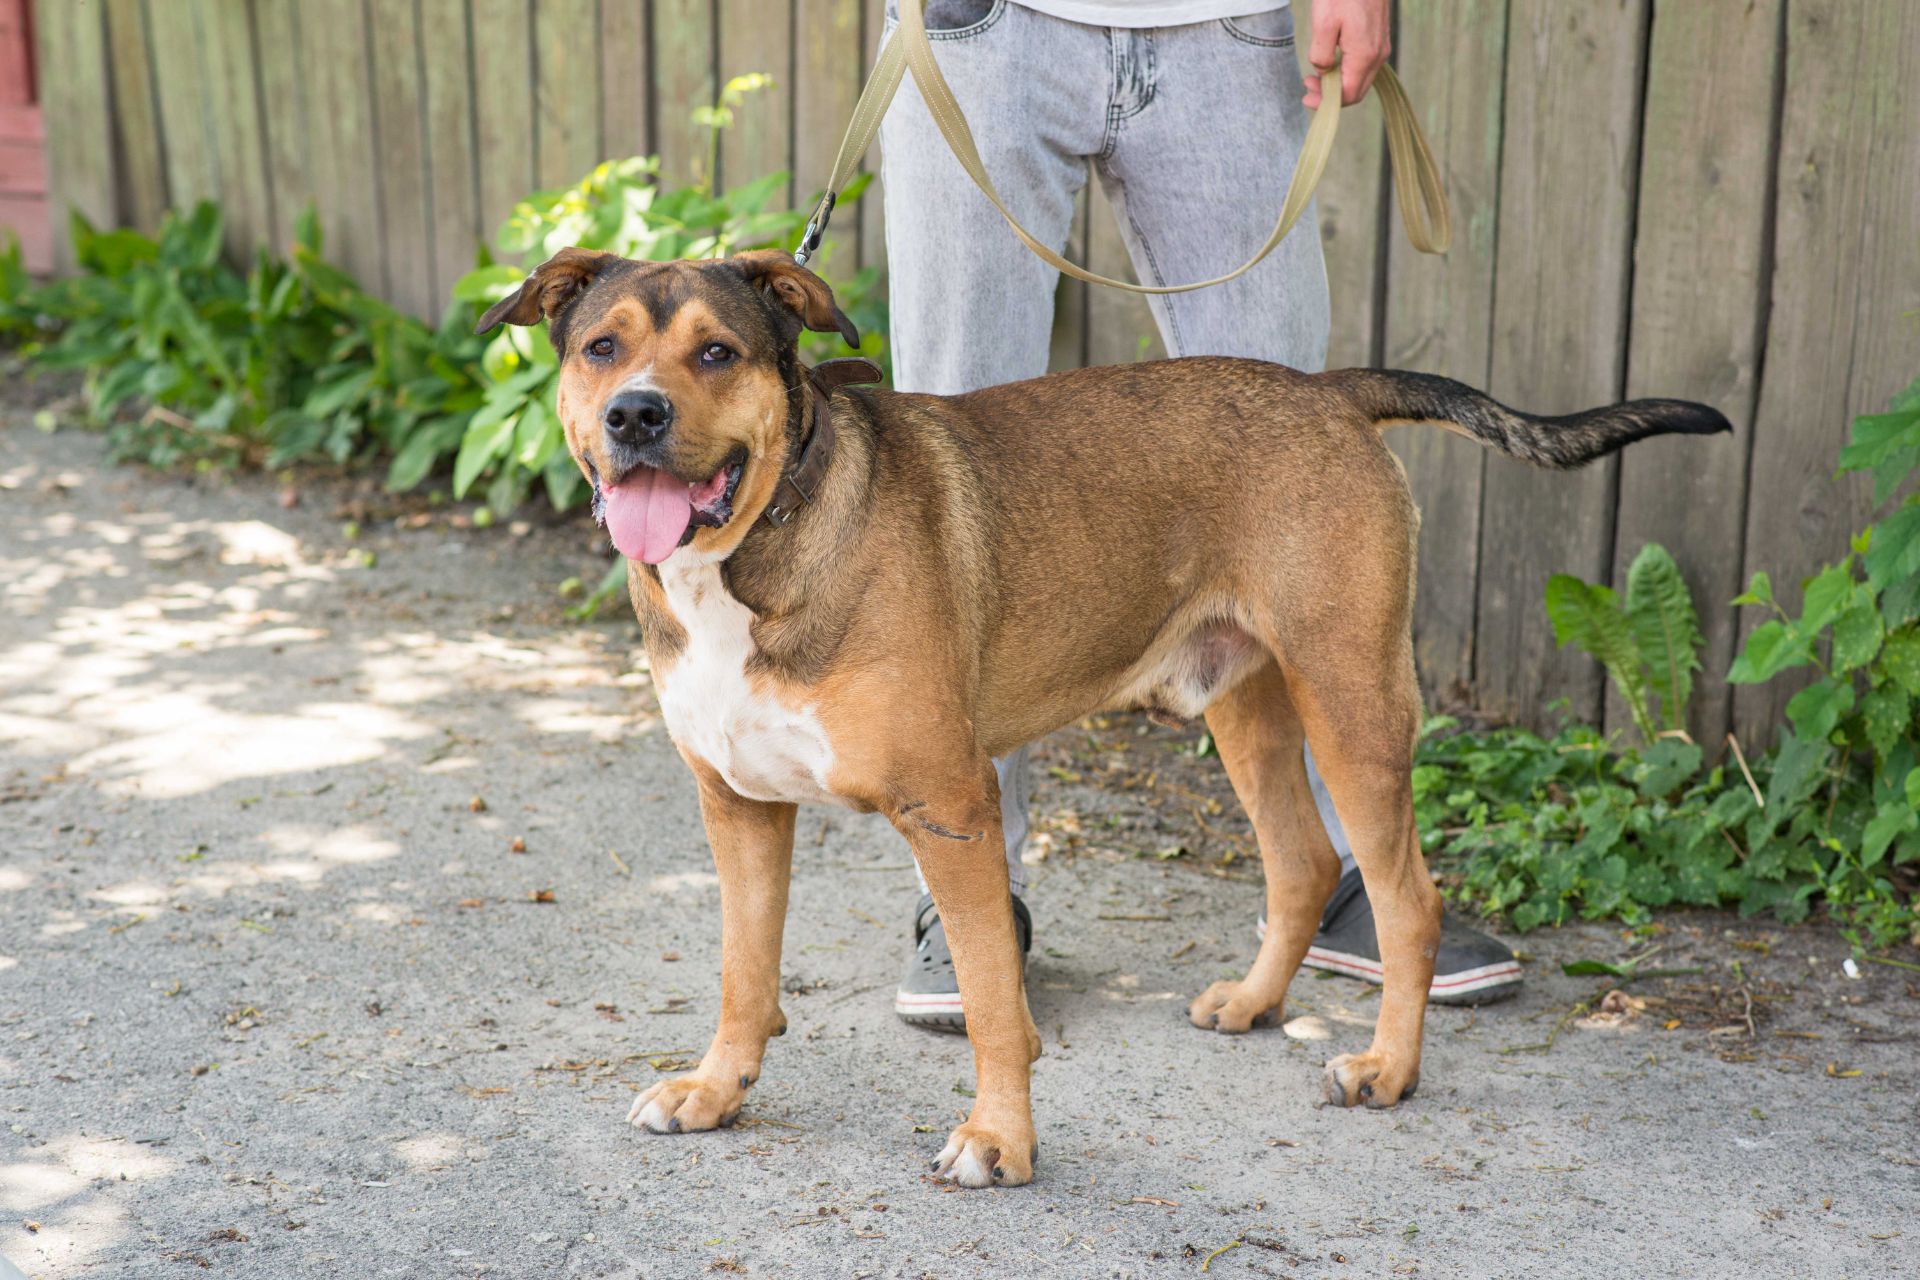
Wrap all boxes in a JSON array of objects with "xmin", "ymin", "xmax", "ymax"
[{"xmin": 24, "ymin": 0, "xmax": 1920, "ymax": 747}]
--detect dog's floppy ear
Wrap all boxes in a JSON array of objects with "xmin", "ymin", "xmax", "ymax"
[
  {"xmin": 474, "ymin": 247, "xmax": 618, "ymax": 334},
  {"xmin": 731, "ymin": 249, "xmax": 860, "ymax": 348}
]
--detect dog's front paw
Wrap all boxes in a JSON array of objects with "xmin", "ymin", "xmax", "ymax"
[
  {"xmin": 1186, "ymin": 977, "xmax": 1285, "ymax": 1033},
  {"xmin": 930, "ymin": 1118, "xmax": 1035, "ymax": 1188},
  {"xmin": 627, "ymin": 1071, "xmax": 751, "ymax": 1133},
  {"xmin": 1322, "ymin": 1050, "xmax": 1418, "ymax": 1109}
]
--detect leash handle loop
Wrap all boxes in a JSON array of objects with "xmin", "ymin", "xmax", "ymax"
[{"xmin": 801, "ymin": 1, "xmax": 1450, "ymax": 290}]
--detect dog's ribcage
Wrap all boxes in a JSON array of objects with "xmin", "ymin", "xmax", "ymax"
[{"xmin": 654, "ymin": 557, "xmax": 843, "ymax": 805}]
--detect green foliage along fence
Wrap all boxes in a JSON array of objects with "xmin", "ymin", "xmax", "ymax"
[{"xmin": 21, "ymin": 0, "xmax": 1920, "ymax": 748}]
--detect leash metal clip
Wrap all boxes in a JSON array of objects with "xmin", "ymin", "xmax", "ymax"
[{"xmin": 793, "ymin": 191, "xmax": 837, "ymax": 267}]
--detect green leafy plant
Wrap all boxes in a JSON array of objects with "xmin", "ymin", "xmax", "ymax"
[
  {"xmin": 4, "ymin": 69, "xmax": 882, "ymax": 528},
  {"xmin": 449, "ymin": 73, "xmax": 884, "ymax": 517},
  {"xmin": 5, "ymin": 201, "xmax": 485, "ymax": 476},
  {"xmin": 1719, "ymin": 374, "xmax": 1920, "ymax": 941},
  {"xmin": 1422, "ymin": 376, "xmax": 1920, "ymax": 949},
  {"xmin": 1544, "ymin": 543, "xmax": 1704, "ymax": 741}
]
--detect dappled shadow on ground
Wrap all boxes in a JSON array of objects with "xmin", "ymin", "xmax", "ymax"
[{"xmin": 0, "ymin": 423, "xmax": 675, "ymax": 1272}]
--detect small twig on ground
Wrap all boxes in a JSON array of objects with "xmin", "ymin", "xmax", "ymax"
[
  {"xmin": 1501, "ymin": 1001, "xmax": 1588, "ymax": 1056},
  {"xmin": 1099, "ymin": 913, "xmax": 1172, "ymax": 922},
  {"xmin": 1726, "ymin": 733, "xmax": 1764, "ymax": 808},
  {"xmin": 1201, "ymin": 1240, "xmax": 1243, "ymax": 1271},
  {"xmin": 1864, "ymin": 954, "xmax": 1920, "ymax": 974},
  {"xmin": 606, "ymin": 849, "xmax": 630, "ymax": 876}
]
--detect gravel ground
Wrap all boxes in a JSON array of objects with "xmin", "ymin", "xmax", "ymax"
[{"xmin": 2, "ymin": 414, "xmax": 1917, "ymax": 1279}]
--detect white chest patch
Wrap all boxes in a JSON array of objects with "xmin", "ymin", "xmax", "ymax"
[{"xmin": 653, "ymin": 556, "xmax": 843, "ymax": 806}]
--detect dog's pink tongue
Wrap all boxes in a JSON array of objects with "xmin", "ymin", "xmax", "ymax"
[{"xmin": 603, "ymin": 467, "xmax": 692, "ymax": 564}]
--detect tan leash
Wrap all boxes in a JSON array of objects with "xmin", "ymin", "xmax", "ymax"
[{"xmin": 793, "ymin": 0, "xmax": 1451, "ymax": 288}]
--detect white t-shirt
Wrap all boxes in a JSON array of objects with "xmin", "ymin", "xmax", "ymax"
[{"xmin": 1011, "ymin": 0, "xmax": 1287, "ymax": 26}]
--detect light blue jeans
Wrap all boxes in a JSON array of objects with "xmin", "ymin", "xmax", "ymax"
[{"xmin": 881, "ymin": 0, "xmax": 1354, "ymax": 895}]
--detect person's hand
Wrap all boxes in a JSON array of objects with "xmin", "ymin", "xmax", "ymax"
[{"xmin": 1302, "ymin": 0, "xmax": 1392, "ymax": 109}]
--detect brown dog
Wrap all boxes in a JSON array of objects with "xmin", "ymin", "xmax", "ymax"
[{"xmin": 476, "ymin": 248, "xmax": 1727, "ymax": 1187}]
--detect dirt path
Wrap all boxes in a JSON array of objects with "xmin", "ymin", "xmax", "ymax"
[{"xmin": 2, "ymin": 417, "xmax": 1916, "ymax": 1279}]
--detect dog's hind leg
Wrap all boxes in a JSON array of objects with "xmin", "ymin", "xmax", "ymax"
[
  {"xmin": 1188, "ymin": 660, "xmax": 1343, "ymax": 1033},
  {"xmin": 630, "ymin": 766, "xmax": 795, "ymax": 1134},
  {"xmin": 1281, "ymin": 638, "xmax": 1440, "ymax": 1109},
  {"xmin": 888, "ymin": 763, "xmax": 1041, "ymax": 1188}
]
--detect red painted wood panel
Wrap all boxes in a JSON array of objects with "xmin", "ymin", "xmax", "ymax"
[
  {"xmin": 0, "ymin": 0, "xmax": 46, "ymax": 270},
  {"xmin": 0, "ymin": 0, "xmax": 34, "ymax": 106}
]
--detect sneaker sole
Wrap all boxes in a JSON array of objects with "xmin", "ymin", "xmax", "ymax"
[
  {"xmin": 1258, "ymin": 919, "xmax": 1523, "ymax": 1004},
  {"xmin": 894, "ymin": 990, "xmax": 968, "ymax": 1033}
]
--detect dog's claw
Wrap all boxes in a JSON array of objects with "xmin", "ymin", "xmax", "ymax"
[
  {"xmin": 1323, "ymin": 1051, "xmax": 1418, "ymax": 1110},
  {"xmin": 932, "ymin": 1122, "xmax": 1032, "ymax": 1188},
  {"xmin": 627, "ymin": 1071, "xmax": 754, "ymax": 1134}
]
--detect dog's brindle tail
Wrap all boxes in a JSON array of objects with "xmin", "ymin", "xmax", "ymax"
[{"xmin": 1329, "ymin": 369, "xmax": 1731, "ymax": 469}]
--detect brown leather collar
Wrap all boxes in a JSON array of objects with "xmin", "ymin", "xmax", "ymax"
[{"xmin": 762, "ymin": 357, "xmax": 882, "ymax": 527}]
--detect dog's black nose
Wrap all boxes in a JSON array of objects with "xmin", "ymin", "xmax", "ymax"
[{"xmin": 603, "ymin": 388, "xmax": 673, "ymax": 446}]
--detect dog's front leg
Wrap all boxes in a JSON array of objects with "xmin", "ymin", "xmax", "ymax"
[
  {"xmin": 890, "ymin": 773, "xmax": 1042, "ymax": 1187},
  {"xmin": 629, "ymin": 769, "xmax": 795, "ymax": 1134}
]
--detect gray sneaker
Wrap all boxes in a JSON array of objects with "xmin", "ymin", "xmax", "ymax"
[
  {"xmin": 1260, "ymin": 868, "xmax": 1523, "ymax": 1004},
  {"xmin": 894, "ymin": 892, "xmax": 1033, "ymax": 1033}
]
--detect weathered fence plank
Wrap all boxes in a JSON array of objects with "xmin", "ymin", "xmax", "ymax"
[
  {"xmin": 533, "ymin": 0, "xmax": 602, "ymax": 189},
  {"xmin": 252, "ymin": 0, "xmax": 311, "ymax": 251},
  {"xmin": 1733, "ymin": 0, "xmax": 1920, "ymax": 748},
  {"xmin": 471, "ymin": 0, "xmax": 536, "ymax": 234},
  {"xmin": 653, "ymin": 0, "xmax": 716, "ymax": 187},
  {"xmin": 102, "ymin": 0, "xmax": 167, "ymax": 233},
  {"xmin": 793, "ymin": 0, "xmax": 860, "ymax": 256},
  {"xmin": 716, "ymin": 0, "xmax": 793, "ymax": 195},
  {"xmin": 200, "ymin": 0, "xmax": 274, "ymax": 256},
  {"xmin": 145, "ymin": 2, "xmax": 220, "ymax": 211},
  {"xmin": 1382, "ymin": 0, "xmax": 1507, "ymax": 706},
  {"xmin": 1475, "ymin": 0, "xmax": 1648, "ymax": 726},
  {"xmin": 421, "ymin": 0, "xmax": 481, "ymax": 302},
  {"xmin": 294, "ymin": 0, "xmax": 386, "ymax": 291},
  {"xmin": 599, "ymin": 0, "xmax": 651, "ymax": 164},
  {"xmin": 1608, "ymin": 0, "xmax": 1780, "ymax": 748},
  {"xmin": 32, "ymin": 0, "xmax": 114, "ymax": 268},
  {"xmin": 369, "ymin": 0, "xmax": 436, "ymax": 317}
]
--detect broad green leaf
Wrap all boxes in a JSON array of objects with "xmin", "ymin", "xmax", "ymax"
[
  {"xmin": 385, "ymin": 415, "xmax": 466, "ymax": 493},
  {"xmin": 1860, "ymin": 799, "xmax": 1918, "ymax": 869},
  {"xmin": 453, "ymin": 409, "xmax": 519, "ymax": 497},
  {"xmin": 1830, "ymin": 599, "xmax": 1885, "ymax": 672},
  {"xmin": 451, "ymin": 263, "xmax": 526, "ymax": 303},
  {"xmin": 1864, "ymin": 505, "xmax": 1920, "ymax": 591},
  {"xmin": 1799, "ymin": 563, "xmax": 1855, "ymax": 633},
  {"xmin": 1631, "ymin": 737, "xmax": 1702, "ymax": 798},
  {"xmin": 1726, "ymin": 620, "xmax": 1814, "ymax": 684},
  {"xmin": 1785, "ymin": 679, "xmax": 1853, "ymax": 743},
  {"xmin": 302, "ymin": 367, "xmax": 374, "ymax": 418},
  {"xmin": 1858, "ymin": 685, "xmax": 1912, "ymax": 758},
  {"xmin": 1625, "ymin": 544, "xmax": 1704, "ymax": 731},
  {"xmin": 1884, "ymin": 631, "xmax": 1920, "ymax": 696},
  {"xmin": 1762, "ymin": 730, "xmax": 1829, "ymax": 818}
]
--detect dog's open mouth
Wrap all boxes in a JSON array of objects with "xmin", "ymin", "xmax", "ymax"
[{"xmin": 595, "ymin": 453, "xmax": 744, "ymax": 564}]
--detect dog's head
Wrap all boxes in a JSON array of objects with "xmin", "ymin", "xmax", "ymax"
[{"xmin": 475, "ymin": 248, "xmax": 858, "ymax": 564}]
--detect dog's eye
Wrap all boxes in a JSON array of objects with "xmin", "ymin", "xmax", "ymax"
[
  {"xmin": 586, "ymin": 336, "xmax": 615, "ymax": 360},
  {"xmin": 699, "ymin": 342, "xmax": 735, "ymax": 366}
]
